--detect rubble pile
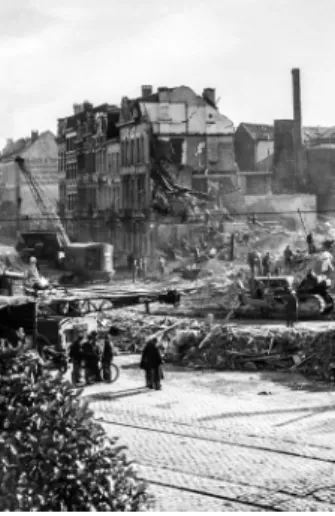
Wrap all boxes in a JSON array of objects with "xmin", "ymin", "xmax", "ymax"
[
  {"xmin": 102, "ymin": 311, "xmax": 195, "ymax": 352},
  {"xmin": 179, "ymin": 323, "xmax": 335, "ymax": 381}
]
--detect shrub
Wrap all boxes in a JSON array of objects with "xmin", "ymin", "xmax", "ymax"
[{"xmin": 0, "ymin": 351, "xmax": 152, "ymax": 511}]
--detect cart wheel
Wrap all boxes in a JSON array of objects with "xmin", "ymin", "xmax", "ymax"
[{"xmin": 100, "ymin": 362, "xmax": 120, "ymax": 384}]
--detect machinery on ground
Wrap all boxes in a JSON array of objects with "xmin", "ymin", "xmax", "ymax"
[
  {"xmin": 237, "ymin": 274, "xmax": 334, "ymax": 319},
  {"xmin": 14, "ymin": 157, "xmax": 115, "ymax": 283},
  {"xmin": 0, "ymin": 269, "xmax": 181, "ymax": 317},
  {"xmin": 16, "ymin": 230, "xmax": 67, "ymax": 267}
]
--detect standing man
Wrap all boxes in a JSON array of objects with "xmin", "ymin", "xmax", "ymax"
[
  {"xmin": 101, "ymin": 333, "xmax": 115, "ymax": 382},
  {"xmin": 132, "ymin": 259, "xmax": 139, "ymax": 283},
  {"xmin": 69, "ymin": 332, "xmax": 85, "ymax": 385},
  {"xmin": 306, "ymin": 232, "xmax": 316, "ymax": 254},
  {"xmin": 140, "ymin": 337, "xmax": 163, "ymax": 390},
  {"xmin": 159, "ymin": 256, "xmax": 166, "ymax": 277},
  {"xmin": 262, "ymin": 252, "xmax": 272, "ymax": 276},
  {"xmin": 284, "ymin": 245, "xmax": 294, "ymax": 273},
  {"xmin": 285, "ymin": 289, "xmax": 298, "ymax": 328},
  {"xmin": 83, "ymin": 332, "xmax": 101, "ymax": 384}
]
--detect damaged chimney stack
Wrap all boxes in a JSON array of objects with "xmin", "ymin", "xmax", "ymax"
[
  {"xmin": 141, "ymin": 85, "xmax": 153, "ymax": 98},
  {"xmin": 203, "ymin": 88, "xmax": 216, "ymax": 106}
]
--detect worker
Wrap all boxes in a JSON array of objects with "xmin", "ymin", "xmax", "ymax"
[
  {"xmin": 25, "ymin": 256, "xmax": 42, "ymax": 289},
  {"xmin": 262, "ymin": 252, "xmax": 272, "ymax": 276},
  {"xmin": 247, "ymin": 250, "xmax": 263, "ymax": 277},
  {"xmin": 285, "ymin": 288, "xmax": 298, "ymax": 328},
  {"xmin": 236, "ymin": 271, "xmax": 246, "ymax": 303},
  {"xmin": 140, "ymin": 337, "xmax": 163, "ymax": 390},
  {"xmin": 83, "ymin": 332, "xmax": 101, "ymax": 384},
  {"xmin": 284, "ymin": 245, "xmax": 294, "ymax": 273},
  {"xmin": 101, "ymin": 333, "xmax": 115, "ymax": 382},
  {"xmin": 69, "ymin": 333, "xmax": 85, "ymax": 384},
  {"xmin": 159, "ymin": 256, "xmax": 166, "ymax": 276},
  {"xmin": 306, "ymin": 232, "xmax": 316, "ymax": 254},
  {"xmin": 132, "ymin": 259, "xmax": 139, "ymax": 283},
  {"xmin": 320, "ymin": 249, "xmax": 334, "ymax": 276},
  {"xmin": 141, "ymin": 256, "xmax": 148, "ymax": 278}
]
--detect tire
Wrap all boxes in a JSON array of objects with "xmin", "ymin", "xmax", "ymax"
[{"xmin": 100, "ymin": 362, "xmax": 120, "ymax": 384}]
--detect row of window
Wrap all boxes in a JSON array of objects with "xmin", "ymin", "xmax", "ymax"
[
  {"xmin": 122, "ymin": 174, "xmax": 147, "ymax": 210},
  {"xmin": 107, "ymin": 152, "xmax": 120, "ymax": 177},
  {"xmin": 66, "ymin": 137, "xmax": 76, "ymax": 152},
  {"xmin": 66, "ymin": 163, "xmax": 77, "ymax": 180},
  {"xmin": 67, "ymin": 194, "xmax": 77, "ymax": 211},
  {"xmin": 121, "ymin": 137, "xmax": 146, "ymax": 167},
  {"xmin": 58, "ymin": 152, "xmax": 66, "ymax": 172}
]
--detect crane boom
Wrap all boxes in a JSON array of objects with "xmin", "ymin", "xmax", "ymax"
[{"xmin": 14, "ymin": 156, "xmax": 71, "ymax": 246}]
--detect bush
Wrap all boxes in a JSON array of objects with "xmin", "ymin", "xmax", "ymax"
[{"xmin": 0, "ymin": 351, "xmax": 152, "ymax": 511}]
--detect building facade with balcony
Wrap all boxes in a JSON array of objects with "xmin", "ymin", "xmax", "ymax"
[{"xmin": 57, "ymin": 101, "xmax": 120, "ymax": 240}]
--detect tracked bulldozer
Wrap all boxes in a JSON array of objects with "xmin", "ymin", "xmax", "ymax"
[{"xmin": 237, "ymin": 273, "xmax": 334, "ymax": 319}]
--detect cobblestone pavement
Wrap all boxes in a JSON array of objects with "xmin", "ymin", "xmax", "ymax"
[{"xmin": 82, "ymin": 355, "xmax": 335, "ymax": 511}]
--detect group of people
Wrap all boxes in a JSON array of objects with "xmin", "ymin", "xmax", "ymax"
[
  {"xmin": 127, "ymin": 253, "xmax": 167, "ymax": 281},
  {"xmin": 69, "ymin": 330, "xmax": 114, "ymax": 385},
  {"xmin": 247, "ymin": 250, "xmax": 274, "ymax": 277}
]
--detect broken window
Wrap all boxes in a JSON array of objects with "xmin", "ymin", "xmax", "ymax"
[{"xmin": 159, "ymin": 103, "xmax": 170, "ymax": 121}]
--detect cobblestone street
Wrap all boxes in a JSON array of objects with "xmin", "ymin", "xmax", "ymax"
[{"xmin": 82, "ymin": 355, "xmax": 335, "ymax": 511}]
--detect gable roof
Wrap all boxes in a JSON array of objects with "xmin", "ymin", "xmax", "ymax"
[
  {"xmin": 0, "ymin": 131, "xmax": 55, "ymax": 160},
  {"xmin": 240, "ymin": 123, "xmax": 274, "ymax": 141}
]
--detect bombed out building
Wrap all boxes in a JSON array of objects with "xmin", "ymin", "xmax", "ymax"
[{"xmin": 117, "ymin": 85, "xmax": 237, "ymax": 259}]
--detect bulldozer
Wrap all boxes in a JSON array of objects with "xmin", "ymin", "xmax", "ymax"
[{"xmin": 237, "ymin": 273, "xmax": 334, "ymax": 319}]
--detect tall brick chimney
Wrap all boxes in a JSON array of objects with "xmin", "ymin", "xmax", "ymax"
[
  {"xmin": 203, "ymin": 88, "xmax": 216, "ymax": 106},
  {"xmin": 141, "ymin": 85, "xmax": 153, "ymax": 97},
  {"xmin": 292, "ymin": 68, "xmax": 302, "ymax": 148},
  {"xmin": 291, "ymin": 68, "xmax": 304, "ymax": 181}
]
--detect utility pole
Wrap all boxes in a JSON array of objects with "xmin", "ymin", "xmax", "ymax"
[{"xmin": 15, "ymin": 157, "xmax": 22, "ymax": 236}]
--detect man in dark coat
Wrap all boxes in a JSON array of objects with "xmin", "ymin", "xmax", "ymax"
[
  {"xmin": 140, "ymin": 337, "xmax": 163, "ymax": 390},
  {"xmin": 101, "ymin": 333, "xmax": 114, "ymax": 382},
  {"xmin": 286, "ymin": 289, "xmax": 298, "ymax": 327},
  {"xmin": 284, "ymin": 245, "xmax": 294, "ymax": 273},
  {"xmin": 262, "ymin": 252, "xmax": 271, "ymax": 276},
  {"xmin": 83, "ymin": 332, "xmax": 101, "ymax": 384},
  {"xmin": 306, "ymin": 232, "xmax": 316, "ymax": 254},
  {"xmin": 69, "ymin": 333, "xmax": 85, "ymax": 384}
]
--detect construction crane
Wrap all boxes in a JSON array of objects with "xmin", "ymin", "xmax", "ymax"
[{"xmin": 14, "ymin": 156, "xmax": 71, "ymax": 246}]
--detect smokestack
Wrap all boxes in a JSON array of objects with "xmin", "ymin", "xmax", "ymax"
[
  {"xmin": 292, "ymin": 68, "xmax": 302, "ymax": 147},
  {"xmin": 291, "ymin": 68, "xmax": 305, "ymax": 184}
]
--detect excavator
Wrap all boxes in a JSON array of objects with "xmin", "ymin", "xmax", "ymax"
[{"xmin": 14, "ymin": 156, "xmax": 115, "ymax": 284}]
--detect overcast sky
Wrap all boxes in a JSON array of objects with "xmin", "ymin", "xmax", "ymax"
[{"xmin": 0, "ymin": 0, "xmax": 334, "ymax": 148}]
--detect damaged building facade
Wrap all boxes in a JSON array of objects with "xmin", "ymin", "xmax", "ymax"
[
  {"xmin": 0, "ymin": 131, "xmax": 58, "ymax": 222},
  {"xmin": 57, "ymin": 101, "xmax": 120, "ymax": 241},
  {"xmin": 117, "ymin": 85, "xmax": 237, "ymax": 258}
]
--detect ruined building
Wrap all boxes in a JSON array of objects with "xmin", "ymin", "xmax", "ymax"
[
  {"xmin": 234, "ymin": 123, "xmax": 273, "ymax": 195},
  {"xmin": 118, "ymin": 85, "xmax": 237, "ymax": 256},
  {"xmin": 0, "ymin": 131, "xmax": 58, "ymax": 219},
  {"xmin": 57, "ymin": 101, "xmax": 120, "ymax": 240}
]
